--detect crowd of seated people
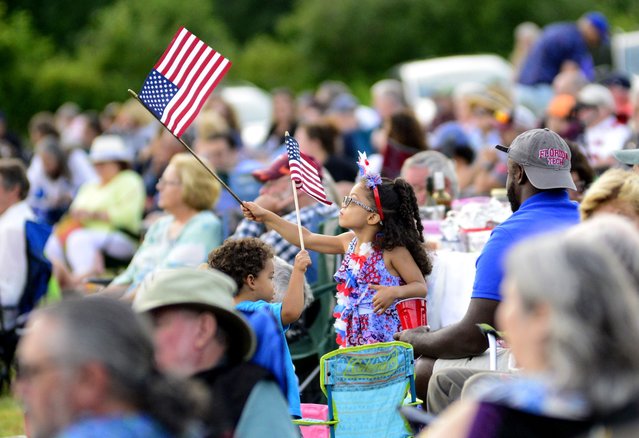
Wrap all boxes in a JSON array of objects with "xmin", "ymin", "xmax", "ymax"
[
  {"xmin": 4, "ymin": 10, "xmax": 639, "ymax": 435},
  {"xmin": 3, "ymin": 61, "xmax": 637, "ymax": 272}
]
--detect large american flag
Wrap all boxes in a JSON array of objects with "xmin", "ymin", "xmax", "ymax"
[
  {"xmin": 285, "ymin": 135, "xmax": 332, "ymax": 205},
  {"xmin": 138, "ymin": 27, "xmax": 231, "ymax": 137}
]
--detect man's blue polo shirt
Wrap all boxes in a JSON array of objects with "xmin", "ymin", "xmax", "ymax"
[
  {"xmin": 471, "ymin": 190, "xmax": 579, "ymax": 302},
  {"xmin": 517, "ymin": 22, "xmax": 594, "ymax": 86}
]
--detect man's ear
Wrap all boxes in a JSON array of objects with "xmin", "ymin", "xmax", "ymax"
[
  {"xmin": 72, "ymin": 362, "xmax": 110, "ymax": 411},
  {"xmin": 515, "ymin": 164, "xmax": 526, "ymax": 185},
  {"xmin": 195, "ymin": 312, "xmax": 217, "ymax": 349}
]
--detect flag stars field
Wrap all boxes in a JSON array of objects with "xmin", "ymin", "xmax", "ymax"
[
  {"xmin": 139, "ymin": 71, "xmax": 179, "ymax": 118},
  {"xmin": 137, "ymin": 27, "xmax": 231, "ymax": 137}
]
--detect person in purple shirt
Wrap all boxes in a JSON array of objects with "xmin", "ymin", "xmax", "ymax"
[
  {"xmin": 516, "ymin": 12, "xmax": 609, "ymax": 117},
  {"xmin": 395, "ymin": 128, "xmax": 580, "ymax": 401}
]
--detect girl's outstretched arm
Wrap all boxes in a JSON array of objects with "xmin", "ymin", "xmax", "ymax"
[
  {"xmin": 242, "ymin": 201, "xmax": 352, "ymax": 254},
  {"xmin": 371, "ymin": 246, "xmax": 427, "ymax": 313}
]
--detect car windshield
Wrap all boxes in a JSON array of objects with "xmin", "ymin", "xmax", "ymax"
[
  {"xmin": 398, "ymin": 55, "xmax": 513, "ymax": 106},
  {"xmin": 417, "ymin": 70, "xmax": 509, "ymax": 98}
]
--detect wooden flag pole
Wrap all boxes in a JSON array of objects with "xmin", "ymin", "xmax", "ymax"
[
  {"xmin": 127, "ymin": 89, "xmax": 244, "ymax": 207},
  {"xmin": 291, "ymin": 179, "xmax": 305, "ymax": 251},
  {"xmin": 286, "ymin": 130, "xmax": 305, "ymax": 251}
]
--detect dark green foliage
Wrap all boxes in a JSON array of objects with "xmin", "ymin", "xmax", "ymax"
[
  {"xmin": 237, "ymin": 0, "xmax": 611, "ymax": 89},
  {"xmin": 0, "ymin": 0, "xmax": 637, "ymax": 137},
  {"xmin": 0, "ymin": 5, "xmax": 55, "ymax": 136},
  {"xmin": 212, "ymin": 0, "xmax": 294, "ymax": 44},
  {"xmin": 5, "ymin": 0, "xmax": 114, "ymax": 51}
]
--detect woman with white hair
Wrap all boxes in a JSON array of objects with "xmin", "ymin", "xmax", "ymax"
[
  {"xmin": 424, "ymin": 215, "xmax": 639, "ymax": 437},
  {"xmin": 400, "ymin": 150, "xmax": 459, "ymax": 205}
]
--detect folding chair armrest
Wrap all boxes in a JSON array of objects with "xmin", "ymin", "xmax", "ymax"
[
  {"xmin": 476, "ymin": 323, "xmax": 502, "ymax": 371},
  {"xmin": 403, "ymin": 398, "xmax": 423, "ymax": 407},
  {"xmin": 476, "ymin": 323, "xmax": 504, "ymax": 339},
  {"xmin": 84, "ymin": 277, "xmax": 114, "ymax": 287},
  {"xmin": 293, "ymin": 418, "xmax": 339, "ymax": 427},
  {"xmin": 0, "ymin": 305, "xmax": 18, "ymax": 332}
]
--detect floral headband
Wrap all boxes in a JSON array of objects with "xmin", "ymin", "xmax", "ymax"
[{"xmin": 357, "ymin": 151, "xmax": 384, "ymax": 224}]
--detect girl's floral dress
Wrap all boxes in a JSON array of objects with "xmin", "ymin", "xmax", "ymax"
[{"xmin": 333, "ymin": 237, "xmax": 405, "ymax": 347}]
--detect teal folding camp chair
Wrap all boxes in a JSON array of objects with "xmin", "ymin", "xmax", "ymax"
[
  {"xmin": 294, "ymin": 341, "xmax": 421, "ymax": 438},
  {"xmin": 477, "ymin": 323, "xmax": 504, "ymax": 371}
]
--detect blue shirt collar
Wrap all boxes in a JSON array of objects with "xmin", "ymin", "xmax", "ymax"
[{"xmin": 518, "ymin": 189, "xmax": 570, "ymax": 210}]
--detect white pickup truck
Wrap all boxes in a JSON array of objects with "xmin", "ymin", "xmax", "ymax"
[
  {"xmin": 611, "ymin": 30, "xmax": 639, "ymax": 86},
  {"xmin": 396, "ymin": 54, "xmax": 514, "ymax": 125}
]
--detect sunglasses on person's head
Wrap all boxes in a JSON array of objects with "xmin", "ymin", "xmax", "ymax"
[
  {"xmin": 575, "ymin": 102, "xmax": 598, "ymax": 111},
  {"xmin": 342, "ymin": 196, "xmax": 376, "ymax": 213}
]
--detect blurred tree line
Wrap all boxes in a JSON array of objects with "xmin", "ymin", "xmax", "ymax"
[{"xmin": 1, "ymin": 0, "xmax": 637, "ymax": 137}]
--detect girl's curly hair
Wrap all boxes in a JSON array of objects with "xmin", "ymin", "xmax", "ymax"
[
  {"xmin": 361, "ymin": 177, "xmax": 432, "ymax": 276},
  {"xmin": 207, "ymin": 238, "xmax": 274, "ymax": 292}
]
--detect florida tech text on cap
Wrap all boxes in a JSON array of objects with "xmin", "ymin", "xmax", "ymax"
[{"xmin": 495, "ymin": 128, "xmax": 576, "ymax": 191}]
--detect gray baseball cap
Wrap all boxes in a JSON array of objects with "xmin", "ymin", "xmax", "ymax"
[
  {"xmin": 496, "ymin": 128, "xmax": 577, "ymax": 190},
  {"xmin": 613, "ymin": 149, "xmax": 639, "ymax": 166}
]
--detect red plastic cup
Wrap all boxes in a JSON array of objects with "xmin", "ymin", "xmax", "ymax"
[{"xmin": 396, "ymin": 298, "xmax": 427, "ymax": 330}]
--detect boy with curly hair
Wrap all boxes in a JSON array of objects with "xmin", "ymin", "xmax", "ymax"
[{"xmin": 208, "ymin": 237, "xmax": 311, "ymax": 418}]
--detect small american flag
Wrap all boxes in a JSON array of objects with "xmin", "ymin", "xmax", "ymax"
[
  {"xmin": 138, "ymin": 27, "xmax": 231, "ymax": 137},
  {"xmin": 286, "ymin": 135, "xmax": 332, "ymax": 205}
]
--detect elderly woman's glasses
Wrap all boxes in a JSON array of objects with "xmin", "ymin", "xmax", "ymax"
[
  {"xmin": 342, "ymin": 196, "xmax": 376, "ymax": 213},
  {"xmin": 157, "ymin": 177, "xmax": 181, "ymax": 187}
]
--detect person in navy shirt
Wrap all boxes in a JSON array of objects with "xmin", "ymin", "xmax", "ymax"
[
  {"xmin": 516, "ymin": 12, "xmax": 609, "ymax": 117},
  {"xmin": 395, "ymin": 128, "xmax": 580, "ymax": 401}
]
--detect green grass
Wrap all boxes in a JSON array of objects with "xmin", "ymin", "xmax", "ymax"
[{"xmin": 0, "ymin": 394, "xmax": 25, "ymax": 436}]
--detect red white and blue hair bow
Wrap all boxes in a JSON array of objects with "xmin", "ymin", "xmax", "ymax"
[{"xmin": 357, "ymin": 151, "xmax": 384, "ymax": 224}]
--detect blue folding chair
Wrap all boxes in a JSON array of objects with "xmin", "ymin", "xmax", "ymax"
[
  {"xmin": 18, "ymin": 220, "xmax": 53, "ymax": 317},
  {"xmin": 0, "ymin": 219, "xmax": 52, "ymax": 391},
  {"xmin": 294, "ymin": 341, "xmax": 421, "ymax": 438}
]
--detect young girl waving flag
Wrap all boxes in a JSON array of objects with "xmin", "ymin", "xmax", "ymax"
[{"xmin": 242, "ymin": 152, "xmax": 432, "ymax": 347}]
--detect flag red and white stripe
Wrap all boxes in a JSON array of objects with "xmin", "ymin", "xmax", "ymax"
[
  {"xmin": 286, "ymin": 135, "xmax": 332, "ymax": 205},
  {"xmin": 142, "ymin": 27, "xmax": 231, "ymax": 137}
]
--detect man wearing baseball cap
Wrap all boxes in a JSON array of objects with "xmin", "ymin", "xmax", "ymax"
[
  {"xmin": 516, "ymin": 11, "xmax": 610, "ymax": 116},
  {"xmin": 134, "ymin": 267, "xmax": 297, "ymax": 437},
  {"xmin": 614, "ymin": 149, "xmax": 639, "ymax": 173},
  {"xmin": 396, "ymin": 128, "xmax": 580, "ymax": 406},
  {"xmin": 232, "ymin": 152, "xmax": 338, "ymax": 284}
]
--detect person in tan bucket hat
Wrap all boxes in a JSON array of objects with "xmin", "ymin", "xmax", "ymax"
[{"xmin": 134, "ymin": 267, "xmax": 297, "ymax": 438}]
